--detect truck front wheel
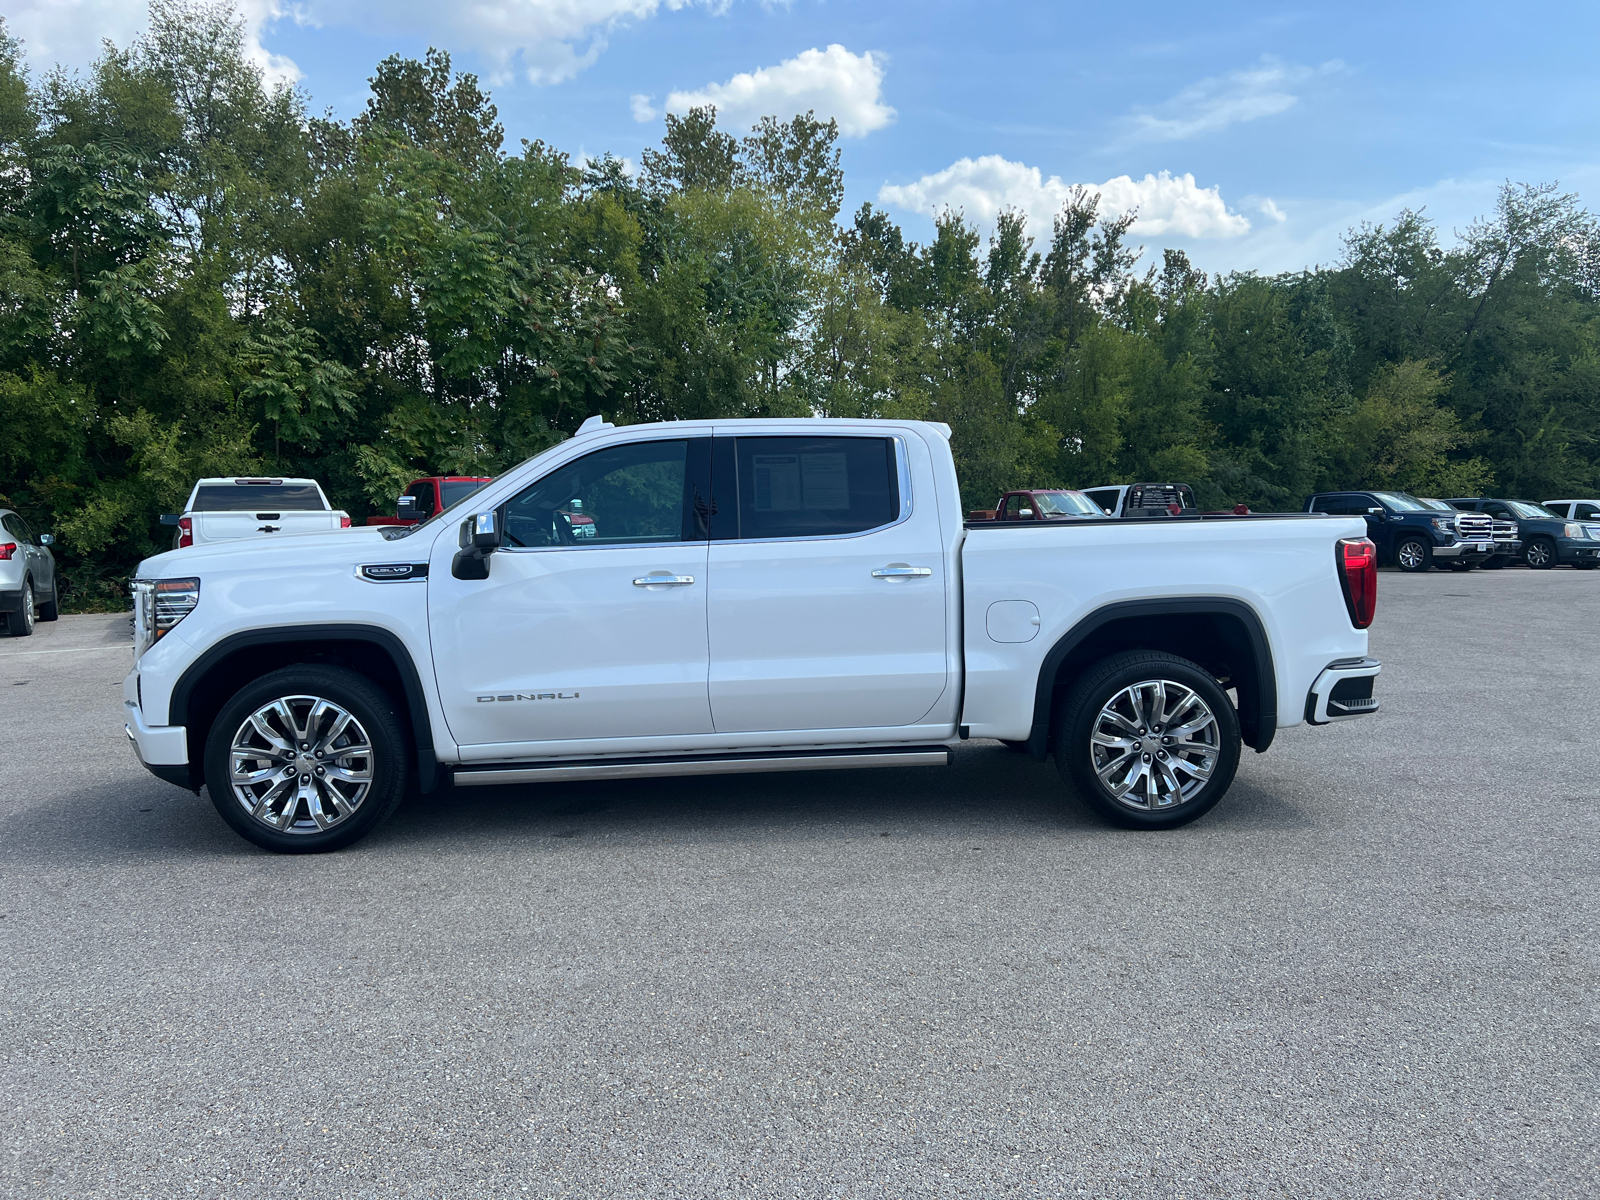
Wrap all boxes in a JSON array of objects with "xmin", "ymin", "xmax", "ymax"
[
  {"xmin": 1055, "ymin": 651, "xmax": 1241, "ymax": 830},
  {"xmin": 1395, "ymin": 537, "xmax": 1432, "ymax": 571},
  {"xmin": 203, "ymin": 665, "xmax": 409, "ymax": 853}
]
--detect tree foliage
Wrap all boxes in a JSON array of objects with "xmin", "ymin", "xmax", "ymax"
[{"xmin": 2, "ymin": 3, "xmax": 1599, "ymax": 609}]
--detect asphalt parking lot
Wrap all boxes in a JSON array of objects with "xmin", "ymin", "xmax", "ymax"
[{"xmin": 2, "ymin": 567, "xmax": 1597, "ymax": 1199}]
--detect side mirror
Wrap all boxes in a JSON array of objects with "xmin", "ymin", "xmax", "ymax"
[
  {"xmin": 1366, "ymin": 507, "xmax": 1384, "ymax": 515},
  {"xmin": 396, "ymin": 494, "xmax": 419, "ymax": 520},
  {"xmin": 452, "ymin": 511, "xmax": 502, "ymax": 580},
  {"xmin": 159, "ymin": 514, "xmax": 182, "ymax": 526},
  {"xmin": 1018, "ymin": 508, "xmax": 1034, "ymax": 518},
  {"xmin": 39, "ymin": 533, "xmax": 54, "ymax": 546}
]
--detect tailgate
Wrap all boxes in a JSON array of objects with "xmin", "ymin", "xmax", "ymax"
[{"xmin": 197, "ymin": 511, "xmax": 340, "ymax": 541}]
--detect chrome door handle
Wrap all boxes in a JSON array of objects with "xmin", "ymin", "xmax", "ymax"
[
  {"xmin": 633, "ymin": 574, "xmax": 696, "ymax": 586},
  {"xmin": 872, "ymin": 566, "xmax": 933, "ymax": 579}
]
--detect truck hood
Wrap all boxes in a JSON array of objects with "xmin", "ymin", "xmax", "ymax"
[{"xmin": 135, "ymin": 524, "xmax": 419, "ymax": 579}]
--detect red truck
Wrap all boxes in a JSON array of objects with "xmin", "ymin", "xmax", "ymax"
[
  {"xmin": 967, "ymin": 488, "xmax": 1112, "ymax": 523},
  {"xmin": 365, "ymin": 476, "xmax": 494, "ymax": 527}
]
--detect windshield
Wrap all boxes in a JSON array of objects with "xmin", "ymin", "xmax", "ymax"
[
  {"xmin": 1507, "ymin": 500, "xmax": 1560, "ymax": 518},
  {"xmin": 1369, "ymin": 491, "xmax": 1429, "ymax": 512},
  {"xmin": 1034, "ymin": 491, "xmax": 1106, "ymax": 517},
  {"xmin": 193, "ymin": 482, "xmax": 327, "ymax": 511},
  {"xmin": 1416, "ymin": 498, "xmax": 1454, "ymax": 511}
]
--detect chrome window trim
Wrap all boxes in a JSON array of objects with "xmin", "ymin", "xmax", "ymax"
[{"xmin": 495, "ymin": 432, "xmax": 914, "ymax": 553}]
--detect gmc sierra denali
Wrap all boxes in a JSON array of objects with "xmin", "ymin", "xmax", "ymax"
[{"xmin": 124, "ymin": 418, "xmax": 1382, "ymax": 853}]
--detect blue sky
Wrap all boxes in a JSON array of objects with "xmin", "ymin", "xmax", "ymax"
[{"xmin": 11, "ymin": 0, "xmax": 1600, "ymax": 273}]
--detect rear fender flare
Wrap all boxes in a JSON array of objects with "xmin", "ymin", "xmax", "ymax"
[{"xmin": 1023, "ymin": 597, "xmax": 1278, "ymax": 760}]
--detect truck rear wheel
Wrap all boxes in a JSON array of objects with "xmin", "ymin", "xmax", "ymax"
[
  {"xmin": 203, "ymin": 665, "xmax": 408, "ymax": 853},
  {"xmin": 1055, "ymin": 651, "xmax": 1241, "ymax": 830}
]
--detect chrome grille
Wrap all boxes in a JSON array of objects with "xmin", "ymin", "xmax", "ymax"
[
  {"xmin": 1491, "ymin": 519, "xmax": 1519, "ymax": 543},
  {"xmin": 1454, "ymin": 512, "xmax": 1493, "ymax": 540}
]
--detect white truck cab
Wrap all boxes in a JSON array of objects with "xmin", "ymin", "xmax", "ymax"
[
  {"xmin": 162, "ymin": 478, "xmax": 351, "ymax": 549},
  {"xmin": 125, "ymin": 419, "xmax": 1381, "ymax": 853}
]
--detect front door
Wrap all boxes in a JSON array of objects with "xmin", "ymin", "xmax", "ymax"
[
  {"xmin": 705, "ymin": 433, "xmax": 950, "ymax": 733},
  {"xmin": 429, "ymin": 436, "xmax": 714, "ymax": 752}
]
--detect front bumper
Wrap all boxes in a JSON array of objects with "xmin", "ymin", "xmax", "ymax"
[
  {"xmin": 125, "ymin": 699, "xmax": 193, "ymax": 789},
  {"xmin": 1558, "ymin": 540, "xmax": 1600, "ymax": 565},
  {"xmin": 1305, "ymin": 658, "xmax": 1382, "ymax": 725},
  {"xmin": 1432, "ymin": 539, "xmax": 1496, "ymax": 559}
]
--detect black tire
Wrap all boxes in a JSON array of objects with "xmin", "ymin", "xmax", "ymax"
[
  {"xmin": 1055, "ymin": 650, "xmax": 1242, "ymax": 830},
  {"xmin": 1525, "ymin": 537, "xmax": 1556, "ymax": 570},
  {"xmin": 1394, "ymin": 537, "xmax": 1433, "ymax": 572},
  {"xmin": 6, "ymin": 575, "xmax": 36, "ymax": 636},
  {"xmin": 203, "ymin": 665, "xmax": 408, "ymax": 853},
  {"xmin": 36, "ymin": 580, "xmax": 59, "ymax": 621}
]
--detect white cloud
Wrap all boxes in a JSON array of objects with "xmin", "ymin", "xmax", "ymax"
[
  {"xmin": 6, "ymin": 1, "xmax": 726, "ymax": 88},
  {"xmin": 663, "ymin": 44, "xmax": 894, "ymax": 136},
  {"xmin": 1127, "ymin": 57, "xmax": 1344, "ymax": 142},
  {"xmin": 630, "ymin": 93, "xmax": 658, "ymax": 122},
  {"xmin": 8, "ymin": 0, "xmax": 300, "ymax": 86},
  {"xmin": 878, "ymin": 155, "xmax": 1251, "ymax": 240}
]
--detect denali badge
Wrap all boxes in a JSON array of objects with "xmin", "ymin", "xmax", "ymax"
[{"xmin": 477, "ymin": 692, "xmax": 580, "ymax": 702}]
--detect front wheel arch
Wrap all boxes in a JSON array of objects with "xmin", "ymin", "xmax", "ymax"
[{"xmin": 170, "ymin": 626, "xmax": 440, "ymax": 793}]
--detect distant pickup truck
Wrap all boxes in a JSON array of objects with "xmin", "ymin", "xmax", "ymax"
[
  {"xmin": 162, "ymin": 478, "xmax": 350, "ymax": 549},
  {"xmin": 365, "ymin": 476, "xmax": 494, "ymax": 527},
  {"xmin": 125, "ymin": 417, "xmax": 1381, "ymax": 854},
  {"xmin": 967, "ymin": 489, "xmax": 1110, "ymax": 522},
  {"xmin": 1082, "ymin": 483, "xmax": 1198, "ymax": 517}
]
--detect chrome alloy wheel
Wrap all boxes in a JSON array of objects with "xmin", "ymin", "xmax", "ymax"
[
  {"xmin": 1088, "ymin": 679, "xmax": 1220, "ymax": 812},
  {"xmin": 1397, "ymin": 541, "xmax": 1425, "ymax": 569},
  {"xmin": 19, "ymin": 583, "xmax": 34, "ymax": 631},
  {"xmin": 227, "ymin": 695, "xmax": 375, "ymax": 834}
]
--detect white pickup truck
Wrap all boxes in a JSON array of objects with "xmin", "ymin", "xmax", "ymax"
[
  {"xmin": 161, "ymin": 477, "xmax": 351, "ymax": 549},
  {"xmin": 124, "ymin": 418, "xmax": 1382, "ymax": 853}
]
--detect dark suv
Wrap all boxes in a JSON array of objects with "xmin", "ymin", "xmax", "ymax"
[
  {"xmin": 1304, "ymin": 490, "xmax": 1495, "ymax": 572},
  {"xmin": 1446, "ymin": 498, "xmax": 1600, "ymax": 570}
]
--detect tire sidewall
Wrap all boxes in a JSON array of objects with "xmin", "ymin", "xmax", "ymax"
[
  {"xmin": 203, "ymin": 665, "xmax": 408, "ymax": 853},
  {"xmin": 1526, "ymin": 538, "xmax": 1555, "ymax": 569},
  {"xmin": 1056, "ymin": 652, "xmax": 1242, "ymax": 830}
]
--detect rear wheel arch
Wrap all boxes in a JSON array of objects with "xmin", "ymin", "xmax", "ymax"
[
  {"xmin": 168, "ymin": 625, "xmax": 440, "ymax": 793},
  {"xmin": 1022, "ymin": 598, "xmax": 1277, "ymax": 761}
]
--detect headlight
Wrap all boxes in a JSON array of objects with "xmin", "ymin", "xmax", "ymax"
[
  {"xmin": 1431, "ymin": 517, "xmax": 1454, "ymax": 533},
  {"xmin": 1564, "ymin": 523, "xmax": 1586, "ymax": 539},
  {"xmin": 132, "ymin": 577, "xmax": 200, "ymax": 659}
]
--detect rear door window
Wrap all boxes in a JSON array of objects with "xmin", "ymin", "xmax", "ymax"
[
  {"xmin": 717, "ymin": 436, "xmax": 899, "ymax": 540},
  {"xmin": 1311, "ymin": 496, "xmax": 1355, "ymax": 515},
  {"xmin": 193, "ymin": 483, "xmax": 327, "ymax": 511}
]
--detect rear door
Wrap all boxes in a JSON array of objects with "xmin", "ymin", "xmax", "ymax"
[{"xmin": 704, "ymin": 432, "xmax": 949, "ymax": 733}]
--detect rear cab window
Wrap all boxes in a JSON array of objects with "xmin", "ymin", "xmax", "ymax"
[
  {"xmin": 1083, "ymin": 488, "xmax": 1121, "ymax": 515},
  {"xmin": 192, "ymin": 482, "xmax": 328, "ymax": 512}
]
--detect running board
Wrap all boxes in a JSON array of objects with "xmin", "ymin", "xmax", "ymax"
[{"xmin": 452, "ymin": 745, "xmax": 953, "ymax": 787}]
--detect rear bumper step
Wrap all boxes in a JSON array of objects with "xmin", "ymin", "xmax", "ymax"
[
  {"xmin": 1304, "ymin": 657, "xmax": 1382, "ymax": 725},
  {"xmin": 453, "ymin": 745, "xmax": 954, "ymax": 787}
]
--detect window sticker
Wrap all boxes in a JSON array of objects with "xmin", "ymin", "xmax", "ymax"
[
  {"xmin": 753, "ymin": 455, "xmax": 803, "ymax": 511},
  {"xmin": 800, "ymin": 453, "xmax": 850, "ymax": 510}
]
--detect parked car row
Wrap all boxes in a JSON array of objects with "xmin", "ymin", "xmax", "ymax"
[{"xmin": 966, "ymin": 481, "xmax": 1600, "ymax": 574}]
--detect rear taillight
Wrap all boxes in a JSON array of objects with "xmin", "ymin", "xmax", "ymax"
[
  {"xmin": 0, "ymin": 542, "xmax": 15, "ymax": 560},
  {"xmin": 1336, "ymin": 537, "xmax": 1377, "ymax": 629},
  {"xmin": 177, "ymin": 517, "xmax": 193, "ymax": 548},
  {"xmin": 340, "ymin": 515, "xmax": 352, "ymax": 528}
]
